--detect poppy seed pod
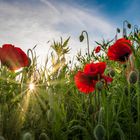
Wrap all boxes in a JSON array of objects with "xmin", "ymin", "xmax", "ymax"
[
  {"xmin": 94, "ymin": 124, "xmax": 105, "ymax": 140},
  {"xmin": 0, "ymin": 136, "xmax": 5, "ymax": 140},
  {"xmin": 39, "ymin": 133, "xmax": 50, "ymax": 140},
  {"xmin": 79, "ymin": 34, "xmax": 84, "ymax": 42},
  {"xmin": 22, "ymin": 132, "xmax": 32, "ymax": 140},
  {"xmin": 128, "ymin": 71, "xmax": 138, "ymax": 84}
]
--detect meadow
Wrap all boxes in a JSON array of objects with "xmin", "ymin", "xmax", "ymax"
[{"xmin": 0, "ymin": 21, "xmax": 140, "ymax": 140}]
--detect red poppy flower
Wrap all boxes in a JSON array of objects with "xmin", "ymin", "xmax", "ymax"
[
  {"xmin": 94, "ymin": 46, "xmax": 101, "ymax": 53},
  {"xmin": 74, "ymin": 62, "xmax": 113, "ymax": 94},
  {"xmin": 0, "ymin": 44, "xmax": 30, "ymax": 71},
  {"xmin": 107, "ymin": 38, "xmax": 132, "ymax": 62}
]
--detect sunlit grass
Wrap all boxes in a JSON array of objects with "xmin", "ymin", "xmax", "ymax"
[{"xmin": 0, "ymin": 31, "xmax": 140, "ymax": 140}]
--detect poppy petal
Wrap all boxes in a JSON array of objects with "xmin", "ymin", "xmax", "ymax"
[
  {"xmin": 107, "ymin": 38, "xmax": 132, "ymax": 62},
  {"xmin": 74, "ymin": 71, "xmax": 96, "ymax": 94},
  {"xmin": 102, "ymin": 75, "xmax": 113, "ymax": 84},
  {"xmin": 15, "ymin": 47, "xmax": 29, "ymax": 67},
  {"xmin": 0, "ymin": 44, "xmax": 29, "ymax": 71}
]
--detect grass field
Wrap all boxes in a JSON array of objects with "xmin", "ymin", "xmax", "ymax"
[{"xmin": 0, "ymin": 22, "xmax": 140, "ymax": 140}]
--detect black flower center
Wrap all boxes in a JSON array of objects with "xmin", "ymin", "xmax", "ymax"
[{"xmin": 118, "ymin": 53, "xmax": 130, "ymax": 62}]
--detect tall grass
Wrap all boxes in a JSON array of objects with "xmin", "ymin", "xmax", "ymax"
[{"xmin": 0, "ymin": 22, "xmax": 140, "ymax": 140}]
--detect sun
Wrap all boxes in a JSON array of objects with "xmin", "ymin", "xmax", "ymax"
[{"xmin": 29, "ymin": 83, "xmax": 35, "ymax": 91}]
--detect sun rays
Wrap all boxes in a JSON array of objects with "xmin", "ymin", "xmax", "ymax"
[{"xmin": 28, "ymin": 82, "xmax": 35, "ymax": 91}]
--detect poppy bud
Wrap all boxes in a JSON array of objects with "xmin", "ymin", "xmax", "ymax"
[
  {"xmin": 109, "ymin": 69, "xmax": 115, "ymax": 77},
  {"xmin": 77, "ymin": 58, "xmax": 80, "ymax": 61},
  {"xmin": 134, "ymin": 32, "xmax": 138, "ymax": 37},
  {"xmin": 22, "ymin": 132, "xmax": 32, "ymax": 140},
  {"xmin": 127, "ymin": 23, "xmax": 131, "ymax": 29},
  {"xmin": 96, "ymin": 81, "xmax": 104, "ymax": 91},
  {"xmin": 94, "ymin": 124, "xmax": 105, "ymax": 140},
  {"xmin": 94, "ymin": 46, "xmax": 101, "ymax": 53},
  {"xmin": 79, "ymin": 34, "xmax": 84, "ymax": 42},
  {"xmin": 39, "ymin": 133, "xmax": 50, "ymax": 140},
  {"xmin": 117, "ymin": 28, "xmax": 120, "ymax": 33},
  {"xmin": 88, "ymin": 104, "xmax": 94, "ymax": 115},
  {"xmin": 0, "ymin": 136, "xmax": 5, "ymax": 140},
  {"xmin": 69, "ymin": 60, "xmax": 71, "ymax": 64},
  {"xmin": 128, "ymin": 71, "xmax": 138, "ymax": 84}
]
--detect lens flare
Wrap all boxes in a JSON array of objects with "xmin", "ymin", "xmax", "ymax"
[{"xmin": 29, "ymin": 83, "xmax": 35, "ymax": 91}]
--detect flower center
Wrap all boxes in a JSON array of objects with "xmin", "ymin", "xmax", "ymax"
[{"xmin": 118, "ymin": 53, "xmax": 130, "ymax": 62}]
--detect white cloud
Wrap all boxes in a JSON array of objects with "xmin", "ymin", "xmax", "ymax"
[{"xmin": 0, "ymin": 0, "xmax": 116, "ymax": 66}]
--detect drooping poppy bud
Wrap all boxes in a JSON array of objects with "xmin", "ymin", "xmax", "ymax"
[
  {"xmin": 127, "ymin": 23, "xmax": 131, "ymax": 29},
  {"xmin": 22, "ymin": 132, "xmax": 32, "ymax": 140},
  {"xmin": 79, "ymin": 34, "xmax": 84, "ymax": 42},
  {"xmin": 117, "ymin": 28, "xmax": 120, "ymax": 33},
  {"xmin": 94, "ymin": 124, "xmax": 105, "ymax": 140},
  {"xmin": 39, "ymin": 133, "xmax": 50, "ymax": 140},
  {"xmin": 128, "ymin": 71, "xmax": 138, "ymax": 84}
]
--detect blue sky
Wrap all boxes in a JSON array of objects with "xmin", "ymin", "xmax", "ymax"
[{"xmin": 0, "ymin": 0, "xmax": 139, "ymax": 66}]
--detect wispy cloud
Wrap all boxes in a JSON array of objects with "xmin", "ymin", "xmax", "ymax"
[{"xmin": 0, "ymin": 0, "xmax": 116, "ymax": 65}]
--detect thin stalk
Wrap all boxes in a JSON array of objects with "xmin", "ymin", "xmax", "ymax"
[
  {"xmin": 137, "ymin": 75, "xmax": 140, "ymax": 136},
  {"xmin": 123, "ymin": 20, "xmax": 131, "ymax": 37},
  {"xmin": 97, "ymin": 91, "xmax": 101, "ymax": 108},
  {"xmin": 106, "ymin": 97, "xmax": 109, "ymax": 140},
  {"xmin": 81, "ymin": 30, "xmax": 90, "ymax": 57},
  {"xmin": 128, "ymin": 84, "xmax": 132, "ymax": 140},
  {"xmin": 123, "ymin": 20, "xmax": 127, "ymax": 37},
  {"xmin": 102, "ymin": 90, "xmax": 109, "ymax": 140}
]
